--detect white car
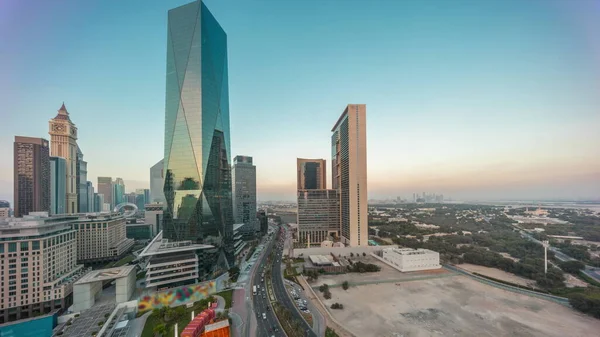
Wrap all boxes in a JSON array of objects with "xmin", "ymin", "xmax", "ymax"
[{"xmin": 263, "ymin": 313, "xmax": 267, "ymax": 320}]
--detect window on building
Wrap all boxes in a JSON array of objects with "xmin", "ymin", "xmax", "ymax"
[
  {"xmin": 32, "ymin": 241, "xmax": 40, "ymax": 250},
  {"xmin": 20, "ymin": 242, "xmax": 28, "ymax": 251},
  {"xmin": 8, "ymin": 243, "xmax": 16, "ymax": 252}
]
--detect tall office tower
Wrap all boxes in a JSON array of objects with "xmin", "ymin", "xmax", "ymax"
[
  {"xmin": 331, "ymin": 104, "xmax": 368, "ymax": 247},
  {"xmin": 97, "ymin": 177, "xmax": 113, "ymax": 208},
  {"xmin": 162, "ymin": 0, "xmax": 235, "ymax": 275},
  {"xmin": 143, "ymin": 189, "xmax": 150, "ymax": 207},
  {"xmin": 113, "ymin": 178, "xmax": 125, "ymax": 206},
  {"xmin": 76, "ymin": 146, "xmax": 88, "ymax": 212},
  {"xmin": 48, "ymin": 103, "xmax": 78, "ymax": 214},
  {"xmin": 297, "ymin": 158, "xmax": 326, "ymax": 190},
  {"xmin": 126, "ymin": 192, "xmax": 137, "ymax": 204},
  {"xmin": 232, "ymin": 155, "xmax": 258, "ymax": 231},
  {"xmin": 257, "ymin": 209, "xmax": 268, "ymax": 236},
  {"xmin": 14, "ymin": 137, "xmax": 51, "ymax": 218},
  {"xmin": 150, "ymin": 159, "xmax": 165, "ymax": 204},
  {"xmin": 297, "ymin": 189, "xmax": 340, "ymax": 245},
  {"xmin": 144, "ymin": 203, "xmax": 164, "ymax": 237},
  {"xmin": 135, "ymin": 189, "xmax": 146, "ymax": 210},
  {"xmin": 94, "ymin": 193, "xmax": 104, "ymax": 213},
  {"xmin": 49, "ymin": 157, "xmax": 67, "ymax": 215},
  {"xmin": 0, "ymin": 200, "xmax": 10, "ymax": 218},
  {"xmin": 86, "ymin": 181, "xmax": 94, "ymax": 212},
  {"xmin": 0, "ymin": 213, "xmax": 85, "ymax": 323}
]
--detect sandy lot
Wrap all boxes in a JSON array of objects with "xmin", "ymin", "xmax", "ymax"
[
  {"xmin": 457, "ymin": 263, "xmax": 534, "ymax": 287},
  {"xmin": 319, "ymin": 276, "xmax": 600, "ymax": 337}
]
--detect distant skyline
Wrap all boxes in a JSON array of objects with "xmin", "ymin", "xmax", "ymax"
[{"xmin": 1, "ymin": 0, "xmax": 599, "ymax": 205}]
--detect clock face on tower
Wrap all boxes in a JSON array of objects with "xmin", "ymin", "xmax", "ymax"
[{"xmin": 52, "ymin": 124, "xmax": 65, "ymax": 132}]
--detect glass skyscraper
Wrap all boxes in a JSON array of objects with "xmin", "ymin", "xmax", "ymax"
[
  {"xmin": 50, "ymin": 156, "xmax": 66, "ymax": 215},
  {"xmin": 163, "ymin": 0, "xmax": 234, "ymax": 276}
]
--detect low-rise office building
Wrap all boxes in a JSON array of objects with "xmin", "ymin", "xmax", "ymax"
[
  {"xmin": 0, "ymin": 213, "xmax": 86, "ymax": 323},
  {"xmin": 380, "ymin": 247, "xmax": 441, "ymax": 272},
  {"xmin": 138, "ymin": 231, "xmax": 214, "ymax": 289}
]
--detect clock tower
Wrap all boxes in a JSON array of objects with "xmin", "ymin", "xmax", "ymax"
[{"xmin": 49, "ymin": 103, "xmax": 79, "ymax": 214}]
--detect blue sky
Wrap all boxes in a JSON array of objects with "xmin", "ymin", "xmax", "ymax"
[{"xmin": 1, "ymin": 0, "xmax": 599, "ymax": 203}]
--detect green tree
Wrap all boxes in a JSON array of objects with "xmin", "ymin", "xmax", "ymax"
[
  {"xmin": 342, "ymin": 281, "xmax": 349, "ymax": 290},
  {"xmin": 559, "ymin": 260, "xmax": 585, "ymax": 274},
  {"xmin": 153, "ymin": 323, "xmax": 167, "ymax": 336}
]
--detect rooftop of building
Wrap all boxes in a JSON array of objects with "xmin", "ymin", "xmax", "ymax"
[
  {"xmin": 309, "ymin": 255, "xmax": 333, "ymax": 265},
  {"xmin": 384, "ymin": 247, "xmax": 438, "ymax": 256},
  {"xmin": 138, "ymin": 231, "xmax": 214, "ymax": 257},
  {"xmin": 204, "ymin": 319, "xmax": 230, "ymax": 332},
  {"xmin": 75, "ymin": 265, "xmax": 136, "ymax": 285}
]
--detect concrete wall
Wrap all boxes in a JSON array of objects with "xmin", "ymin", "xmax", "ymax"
[
  {"xmin": 116, "ymin": 269, "xmax": 136, "ymax": 303},
  {"xmin": 73, "ymin": 281, "xmax": 102, "ymax": 312},
  {"xmin": 380, "ymin": 248, "xmax": 440, "ymax": 272},
  {"xmin": 291, "ymin": 245, "xmax": 398, "ymax": 258}
]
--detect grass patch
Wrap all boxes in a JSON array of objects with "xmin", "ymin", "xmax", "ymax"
[
  {"xmin": 141, "ymin": 296, "xmax": 215, "ymax": 337},
  {"xmin": 105, "ymin": 254, "xmax": 135, "ymax": 268},
  {"xmin": 215, "ymin": 289, "xmax": 233, "ymax": 309},
  {"xmin": 325, "ymin": 327, "xmax": 341, "ymax": 337},
  {"xmin": 136, "ymin": 270, "xmax": 147, "ymax": 280},
  {"xmin": 578, "ymin": 271, "xmax": 600, "ymax": 287}
]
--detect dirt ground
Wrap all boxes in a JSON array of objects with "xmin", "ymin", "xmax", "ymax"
[
  {"xmin": 318, "ymin": 276, "xmax": 600, "ymax": 337},
  {"xmin": 457, "ymin": 263, "xmax": 534, "ymax": 287}
]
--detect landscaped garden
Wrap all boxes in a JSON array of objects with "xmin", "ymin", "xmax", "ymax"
[{"xmin": 140, "ymin": 290, "xmax": 233, "ymax": 337}]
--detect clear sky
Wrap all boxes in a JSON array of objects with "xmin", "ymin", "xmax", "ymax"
[{"xmin": 1, "ymin": 0, "xmax": 599, "ymax": 204}]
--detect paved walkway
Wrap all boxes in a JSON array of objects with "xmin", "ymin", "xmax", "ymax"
[
  {"xmin": 126, "ymin": 311, "xmax": 151, "ymax": 337},
  {"xmin": 298, "ymin": 275, "xmax": 355, "ymax": 337}
]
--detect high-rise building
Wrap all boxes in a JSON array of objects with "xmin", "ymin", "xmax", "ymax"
[
  {"xmin": 86, "ymin": 181, "xmax": 95, "ymax": 212},
  {"xmin": 113, "ymin": 178, "xmax": 125, "ymax": 207},
  {"xmin": 48, "ymin": 103, "xmax": 78, "ymax": 214},
  {"xmin": 97, "ymin": 177, "xmax": 113, "ymax": 209},
  {"xmin": 50, "ymin": 156, "xmax": 67, "ymax": 215},
  {"xmin": 135, "ymin": 189, "xmax": 146, "ymax": 211},
  {"xmin": 143, "ymin": 189, "xmax": 150, "ymax": 207},
  {"xmin": 0, "ymin": 213, "xmax": 86, "ymax": 323},
  {"xmin": 162, "ymin": 0, "xmax": 235, "ymax": 275},
  {"xmin": 144, "ymin": 203, "xmax": 164, "ymax": 237},
  {"xmin": 257, "ymin": 209, "xmax": 268, "ymax": 236},
  {"xmin": 69, "ymin": 213, "xmax": 134, "ymax": 263},
  {"xmin": 14, "ymin": 137, "xmax": 51, "ymax": 218},
  {"xmin": 232, "ymin": 155, "xmax": 258, "ymax": 232},
  {"xmin": 0, "ymin": 201, "xmax": 10, "ymax": 218},
  {"xmin": 76, "ymin": 146, "xmax": 89, "ymax": 212},
  {"xmin": 150, "ymin": 159, "xmax": 165, "ymax": 204},
  {"xmin": 297, "ymin": 189, "xmax": 340, "ymax": 245},
  {"xmin": 94, "ymin": 193, "xmax": 105, "ymax": 213},
  {"xmin": 126, "ymin": 192, "xmax": 137, "ymax": 205},
  {"xmin": 331, "ymin": 104, "xmax": 368, "ymax": 247},
  {"xmin": 297, "ymin": 158, "xmax": 326, "ymax": 190}
]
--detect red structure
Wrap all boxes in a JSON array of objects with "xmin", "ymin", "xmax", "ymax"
[
  {"xmin": 181, "ymin": 308, "xmax": 216, "ymax": 337},
  {"xmin": 202, "ymin": 320, "xmax": 230, "ymax": 337}
]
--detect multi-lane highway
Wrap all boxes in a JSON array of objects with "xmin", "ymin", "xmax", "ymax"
[
  {"xmin": 270, "ymin": 226, "xmax": 318, "ymax": 337},
  {"xmin": 252, "ymin": 228, "xmax": 285, "ymax": 337}
]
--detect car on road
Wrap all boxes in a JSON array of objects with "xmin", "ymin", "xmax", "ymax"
[{"xmin": 262, "ymin": 313, "xmax": 267, "ymax": 320}]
